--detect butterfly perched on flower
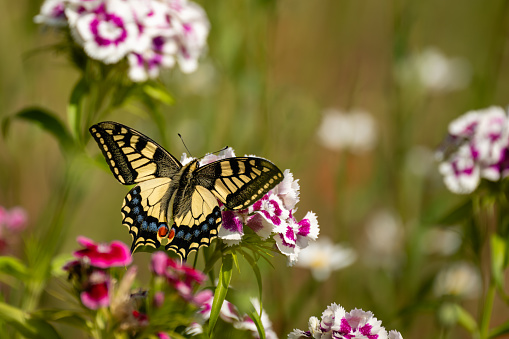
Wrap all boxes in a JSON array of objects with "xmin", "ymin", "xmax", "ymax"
[{"xmin": 89, "ymin": 122, "xmax": 283, "ymax": 260}]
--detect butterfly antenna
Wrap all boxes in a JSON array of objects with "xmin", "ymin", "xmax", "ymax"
[
  {"xmin": 178, "ymin": 133, "xmax": 193, "ymax": 157},
  {"xmin": 211, "ymin": 145, "xmax": 229, "ymax": 154}
]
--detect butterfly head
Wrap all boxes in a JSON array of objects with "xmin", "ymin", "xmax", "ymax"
[{"xmin": 184, "ymin": 159, "xmax": 200, "ymax": 177}]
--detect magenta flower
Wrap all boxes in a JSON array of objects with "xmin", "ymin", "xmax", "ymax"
[
  {"xmin": 74, "ymin": 236, "xmax": 132, "ymax": 268},
  {"xmin": 80, "ymin": 270, "xmax": 111, "ymax": 310}
]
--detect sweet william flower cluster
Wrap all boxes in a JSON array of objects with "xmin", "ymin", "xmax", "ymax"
[
  {"xmin": 181, "ymin": 147, "xmax": 320, "ymax": 265},
  {"xmin": 35, "ymin": 0, "xmax": 210, "ymax": 82},
  {"xmin": 437, "ymin": 106, "xmax": 509, "ymax": 194},
  {"xmin": 288, "ymin": 303, "xmax": 403, "ymax": 339}
]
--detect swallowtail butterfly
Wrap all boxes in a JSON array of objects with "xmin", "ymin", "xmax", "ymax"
[{"xmin": 89, "ymin": 121, "xmax": 283, "ymax": 260}]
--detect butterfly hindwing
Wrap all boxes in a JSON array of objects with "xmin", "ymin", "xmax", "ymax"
[
  {"xmin": 165, "ymin": 169, "xmax": 223, "ymax": 260},
  {"xmin": 198, "ymin": 157, "xmax": 284, "ymax": 210},
  {"xmin": 89, "ymin": 121, "xmax": 182, "ymax": 185},
  {"xmin": 121, "ymin": 178, "xmax": 173, "ymax": 252}
]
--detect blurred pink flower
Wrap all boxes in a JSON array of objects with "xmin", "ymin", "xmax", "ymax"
[
  {"xmin": 74, "ymin": 236, "xmax": 132, "ymax": 268},
  {"xmin": 80, "ymin": 270, "xmax": 111, "ymax": 309},
  {"xmin": 0, "ymin": 206, "xmax": 28, "ymax": 231},
  {"xmin": 157, "ymin": 333, "xmax": 171, "ymax": 339},
  {"xmin": 150, "ymin": 251, "xmax": 206, "ymax": 300}
]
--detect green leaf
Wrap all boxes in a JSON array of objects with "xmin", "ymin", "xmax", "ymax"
[
  {"xmin": 454, "ymin": 303, "xmax": 479, "ymax": 334},
  {"xmin": 0, "ymin": 256, "xmax": 28, "ymax": 281},
  {"xmin": 4, "ymin": 107, "xmax": 75, "ymax": 154},
  {"xmin": 0, "ymin": 301, "xmax": 62, "ymax": 339},
  {"xmin": 490, "ymin": 320, "xmax": 509, "ymax": 338},
  {"xmin": 491, "ymin": 234, "xmax": 506, "ymax": 289},
  {"xmin": 209, "ymin": 254, "xmax": 233, "ymax": 337},
  {"xmin": 247, "ymin": 307, "xmax": 266, "ymax": 339},
  {"xmin": 68, "ymin": 77, "xmax": 89, "ymax": 142},
  {"xmin": 32, "ymin": 309, "xmax": 88, "ymax": 331},
  {"xmin": 143, "ymin": 83, "xmax": 174, "ymax": 105}
]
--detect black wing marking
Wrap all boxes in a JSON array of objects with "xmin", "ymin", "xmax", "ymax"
[
  {"xmin": 165, "ymin": 184, "xmax": 222, "ymax": 261},
  {"xmin": 121, "ymin": 178, "xmax": 173, "ymax": 252},
  {"xmin": 89, "ymin": 121, "xmax": 182, "ymax": 185},
  {"xmin": 196, "ymin": 157, "xmax": 284, "ymax": 210}
]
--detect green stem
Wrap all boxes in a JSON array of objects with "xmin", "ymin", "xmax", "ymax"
[{"xmin": 480, "ymin": 283, "xmax": 496, "ymax": 339}]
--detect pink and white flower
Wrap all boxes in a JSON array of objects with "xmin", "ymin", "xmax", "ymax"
[
  {"xmin": 69, "ymin": 0, "xmax": 141, "ymax": 64},
  {"xmin": 289, "ymin": 302, "xmax": 403, "ymax": 339},
  {"xmin": 437, "ymin": 106, "xmax": 509, "ymax": 194},
  {"xmin": 35, "ymin": 0, "xmax": 210, "ymax": 81}
]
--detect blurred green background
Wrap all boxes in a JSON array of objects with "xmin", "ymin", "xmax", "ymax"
[{"xmin": 2, "ymin": 0, "xmax": 509, "ymax": 338}]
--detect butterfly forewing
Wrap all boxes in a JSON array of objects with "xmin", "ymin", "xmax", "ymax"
[
  {"xmin": 121, "ymin": 178, "xmax": 172, "ymax": 252},
  {"xmin": 197, "ymin": 157, "xmax": 284, "ymax": 210},
  {"xmin": 89, "ymin": 122, "xmax": 182, "ymax": 185}
]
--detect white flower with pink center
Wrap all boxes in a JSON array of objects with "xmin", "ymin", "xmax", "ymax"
[
  {"xmin": 289, "ymin": 303, "xmax": 402, "ymax": 339},
  {"xmin": 273, "ymin": 211, "xmax": 319, "ymax": 266},
  {"xmin": 70, "ymin": 0, "xmax": 141, "ymax": 64},
  {"xmin": 36, "ymin": 0, "xmax": 210, "ymax": 81},
  {"xmin": 438, "ymin": 106, "xmax": 509, "ymax": 194},
  {"xmin": 335, "ymin": 309, "xmax": 387, "ymax": 339}
]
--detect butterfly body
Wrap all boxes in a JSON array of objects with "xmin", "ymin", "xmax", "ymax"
[{"xmin": 89, "ymin": 121, "xmax": 283, "ymax": 260}]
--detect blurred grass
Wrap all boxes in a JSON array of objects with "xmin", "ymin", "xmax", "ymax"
[{"xmin": 1, "ymin": 0, "xmax": 509, "ymax": 338}]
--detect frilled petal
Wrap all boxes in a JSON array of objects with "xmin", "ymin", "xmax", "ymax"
[
  {"xmin": 218, "ymin": 210, "xmax": 244, "ymax": 245},
  {"xmin": 273, "ymin": 169, "xmax": 300, "ymax": 210},
  {"xmin": 439, "ymin": 144, "xmax": 481, "ymax": 194},
  {"xmin": 74, "ymin": 236, "xmax": 132, "ymax": 268}
]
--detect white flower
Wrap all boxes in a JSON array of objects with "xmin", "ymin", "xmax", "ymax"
[
  {"xmin": 396, "ymin": 47, "xmax": 471, "ymax": 93},
  {"xmin": 317, "ymin": 108, "xmax": 377, "ymax": 153},
  {"xmin": 272, "ymin": 169, "xmax": 300, "ymax": 210},
  {"xmin": 389, "ymin": 330, "xmax": 404, "ymax": 339},
  {"xmin": 364, "ymin": 210, "xmax": 404, "ymax": 268},
  {"xmin": 296, "ymin": 237, "xmax": 356, "ymax": 281},
  {"xmin": 434, "ymin": 261, "xmax": 481, "ymax": 299}
]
